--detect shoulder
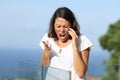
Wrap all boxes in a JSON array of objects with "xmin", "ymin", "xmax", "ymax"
[
  {"xmin": 78, "ymin": 34, "xmax": 93, "ymax": 51},
  {"xmin": 39, "ymin": 33, "xmax": 54, "ymax": 49},
  {"xmin": 41, "ymin": 33, "xmax": 53, "ymax": 40},
  {"xmin": 79, "ymin": 34, "xmax": 89, "ymax": 41}
]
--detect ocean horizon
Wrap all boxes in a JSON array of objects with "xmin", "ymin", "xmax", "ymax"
[{"xmin": 0, "ymin": 48, "xmax": 110, "ymax": 78}]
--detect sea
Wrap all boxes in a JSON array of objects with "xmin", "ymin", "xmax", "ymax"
[{"xmin": 0, "ymin": 48, "xmax": 110, "ymax": 79}]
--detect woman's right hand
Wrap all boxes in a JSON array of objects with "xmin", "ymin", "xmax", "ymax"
[{"xmin": 42, "ymin": 41, "xmax": 52, "ymax": 58}]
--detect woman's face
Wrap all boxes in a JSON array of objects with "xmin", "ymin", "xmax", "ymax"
[{"xmin": 54, "ymin": 17, "xmax": 70, "ymax": 42}]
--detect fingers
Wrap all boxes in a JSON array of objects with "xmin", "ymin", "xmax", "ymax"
[
  {"xmin": 68, "ymin": 28, "xmax": 78, "ymax": 38},
  {"xmin": 42, "ymin": 41, "xmax": 50, "ymax": 49},
  {"xmin": 69, "ymin": 28, "xmax": 75, "ymax": 34}
]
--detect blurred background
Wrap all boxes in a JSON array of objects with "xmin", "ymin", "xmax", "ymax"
[{"xmin": 0, "ymin": 0, "xmax": 120, "ymax": 80}]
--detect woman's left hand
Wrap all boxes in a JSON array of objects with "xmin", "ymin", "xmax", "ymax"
[{"xmin": 68, "ymin": 28, "xmax": 78, "ymax": 46}]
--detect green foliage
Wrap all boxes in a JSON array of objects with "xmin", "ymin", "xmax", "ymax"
[
  {"xmin": 99, "ymin": 20, "xmax": 120, "ymax": 51},
  {"xmin": 99, "ymin": 20, "xmax": 120, "ymax": 80}
]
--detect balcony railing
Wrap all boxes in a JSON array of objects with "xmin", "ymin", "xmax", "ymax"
[
  {"xmin": 0, "ymin": 61, "xmax": 71, "ymax": 80},
  {"xmin": 0, "ymin": 61, "xmax": 120, "ymax": 80}
]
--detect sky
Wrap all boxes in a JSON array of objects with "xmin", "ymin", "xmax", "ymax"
[{"xmin": 0, "ymin": 0, "xmax": 120, "ymax": 52}]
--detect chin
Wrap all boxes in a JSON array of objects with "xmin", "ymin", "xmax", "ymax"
[{"xmin": 61, "ymin": 38, "xmax": 68, "ymax": 42}]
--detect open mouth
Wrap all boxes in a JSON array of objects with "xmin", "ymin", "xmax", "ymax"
[
  {"xmin": 58, "ymin": 34, "xmax": 66, "ymax": 40},
  {"xmin": 58, "ymin": 33, "xmax": 69, "ymax": 41},
  {"xmin": 59, "ymin": 34, "xmax": 66, "ymax": 37}
]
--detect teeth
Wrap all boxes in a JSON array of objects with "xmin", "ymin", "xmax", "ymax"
[{"xmin": 60, "ymin": 34, "xmax": 65, "ymax": 36}]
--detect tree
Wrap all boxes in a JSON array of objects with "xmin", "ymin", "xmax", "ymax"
[{"xmin": 99, "ymin": 20, "xmax": 120, "ymax": 80}]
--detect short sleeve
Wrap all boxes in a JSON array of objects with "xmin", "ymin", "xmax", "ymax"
[
  {"xmin": 39, "ymin": 33, "xmax": 51, "ymax": 50},
  {"xmin": 78, "ymin": 34, "xmax": 93, "ymax": 51}
]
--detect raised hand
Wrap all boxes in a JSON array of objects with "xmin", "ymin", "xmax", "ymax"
[
  {"xmin": 68, "ymin": 28, "xmax": 78, "ymax": 46},
  {"xmin": 42, "ymin": 41, "xmax": 52, "ymax": 58}
]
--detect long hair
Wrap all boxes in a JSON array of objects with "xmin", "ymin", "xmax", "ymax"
[{"xmin": 48, "ymin": 7, "xmax": 80, "ymax": 40}]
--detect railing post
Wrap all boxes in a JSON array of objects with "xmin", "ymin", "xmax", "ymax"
[{"xmin": 42, "ymin": 65, "xmax": 43, "ymax": 80}]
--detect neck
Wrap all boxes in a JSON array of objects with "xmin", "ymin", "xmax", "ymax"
[{"xmin": 56, "ymin": 39, "xmax": 72, "ymax": 48}]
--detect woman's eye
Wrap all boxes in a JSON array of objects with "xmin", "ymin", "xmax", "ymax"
[
  {"xmin": 57, "ymin": 25, "xmax": 61, "ymax": 28},
  {"xmin": 55, "ymin": 25, "xmax": 61, "ymax": 28},
  {"xmin": 64, "ymin": 25, "xmax": 69, "ymax": 28}
]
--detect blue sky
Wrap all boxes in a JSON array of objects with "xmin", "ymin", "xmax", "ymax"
[{"xmin": 0, "ymin": 0, "xmax": 120, "ymax": 51}]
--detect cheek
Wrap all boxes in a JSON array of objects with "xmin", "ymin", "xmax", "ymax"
[
  {"xmin": 65, "ymin": 29, "xmax": 69, "ymax": 33},
  {"xmin": 54, "ymin": 28, "xmax": 59, "ymax": 33}
]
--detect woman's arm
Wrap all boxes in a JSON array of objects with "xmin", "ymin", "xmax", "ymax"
[
  {"xmin": 68, "ymin": 28, "xmax": 90, "ymax": 78},
  {"xmin": 41, "ymin": 41, "xmax": 52, "ymax": 66},
  {"xmin": 73, "ymin": 46, "xmax": 90, "ymax": 78}
]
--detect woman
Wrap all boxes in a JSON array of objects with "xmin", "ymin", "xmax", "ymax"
[{"xmin": 39, "ymin": 7, "xmax": 93, "ymax": 80}]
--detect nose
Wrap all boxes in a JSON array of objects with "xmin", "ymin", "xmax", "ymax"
[{"xmin": 60, "ymin": 27, "xmax": 65, "ymax": 32}]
